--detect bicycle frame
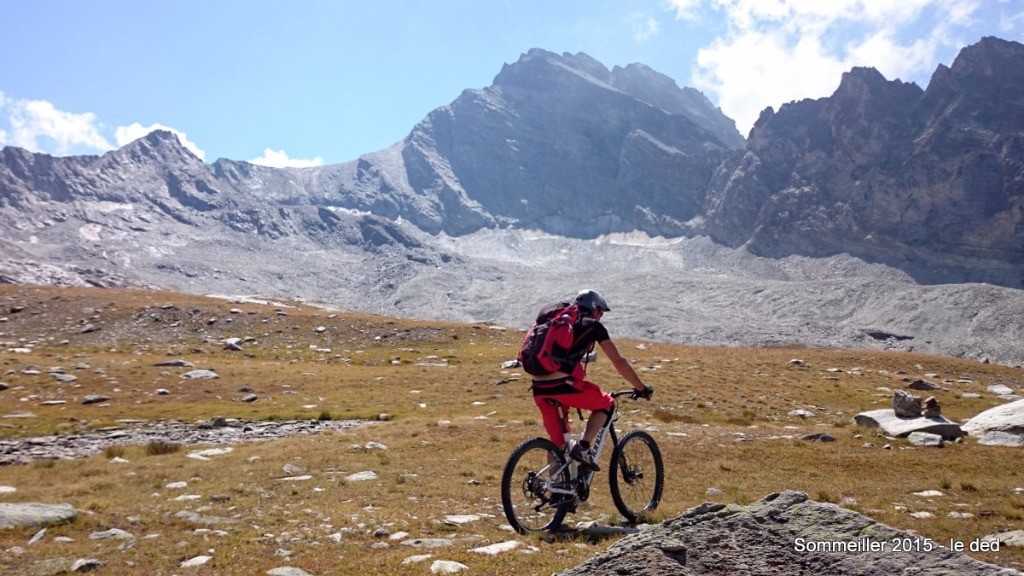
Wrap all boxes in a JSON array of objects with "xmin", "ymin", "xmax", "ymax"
[{"xmin": 541, "ymin": 390, "xmax": 630, "ymax": 501}]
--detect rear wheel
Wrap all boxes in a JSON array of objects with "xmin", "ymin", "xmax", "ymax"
[
  {"xmin": 501, "ymin": 437, "xmax": 571, "ymax": 534},
  {"xmin": 609, "ymin": 430, "xmax": 663, "ymax": 523}
]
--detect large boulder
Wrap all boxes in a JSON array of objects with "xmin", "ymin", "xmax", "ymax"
[
  {"xmin": 963, "ymin": 399, "xmax": 1024, "ymax": 444},
  {"xmin": 0, "ymin": 502, "xmax": 77, "ymax": 529},
  {"xmin": 853, "ymin": 409, "xmax": 965, "ymax": 440},
  {"xmin": 556, "ymin": 491, "xmax": 1021, "ymax": 575}
]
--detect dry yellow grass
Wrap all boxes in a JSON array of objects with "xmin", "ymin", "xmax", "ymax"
[{"xmin": 0, "ymin": 284, "xmax": 1022, "ymax": 575}]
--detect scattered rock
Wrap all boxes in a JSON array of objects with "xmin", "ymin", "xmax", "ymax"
[
  {"xmin": 983, "ymin": 530, "xmax": 1024, "ymax": 548},
  {"xmin": 401, "ymin": 538, "xmax": 454, "ymax": 549},
  {"xmin": 923, "ymin": 396, "xmax": 942, "ymax": 418},
  {"xmin": 89, "ymin": 528, "xmax": 134, "ymax": 540},
  {"xmin": 469, "ymin": 541, "xmax": 520, "ymax": 555},
  {"xmin": 801, "ymin": 433, "xmax": 836, "ymax": 442},
  {"xmin": 180, "ymin": 555, "xmax": 213, "ymax": 568},
  {"xmin": 892, "ymin": 390, "xmax": 922, "ymax": 418},
  {"xmin": 345, "ymin": 471, "xmax": 378, "ymax": 482},
  {"xmin": 908, "ymin": 432, "xmax": 944, "ymax": 447},
  {"xmin": 70, "ymin": 558, "xmax": 104, "ymax": 572},
  {"xmin": 266, "ymin": 568, "xmax": 315, "ymax": 576},
  {"xmin": 181, "ymin": 369, "xmax": 219, "ymax": 380},
  {"xmin": 442, "ymin": 514, "xmax": 480, "ymax": 525},
  {"xmin": 153, "ymin": 359, "xmax": 194, "ymax": 367},
  {"xmin": 0, "ymin": 503, "xmax": 77, "ymax": 529},
  {"xmin": 978, "ymin": 431, "xmax": 1024, "ymax": 447},
  {"xmin": 853, "ymin": 409, "xmax": 965, "ymax": 440},
  {"xmin": 430, "ymin": 560, "xmax": 468, "ymax": 574},
  {"xmin": 82, "ymin": 395, "xmax": 109, "ymax": 405},
  {"xmin": 909, "ymin": 379, "xmax": 940, "ymax": 391}
]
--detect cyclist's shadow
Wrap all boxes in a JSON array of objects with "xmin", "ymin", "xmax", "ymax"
[{"xmin": 541, "ymin": 521, "xmax": 641, "ymax": 544}]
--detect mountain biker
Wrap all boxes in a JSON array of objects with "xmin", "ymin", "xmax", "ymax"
[{"xmin": 531, "ymin": 289, "xmax": 653, "ymax": 471}]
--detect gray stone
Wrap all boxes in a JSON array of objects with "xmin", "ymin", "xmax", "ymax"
[
  {"xmin": 854, "ymin": 409, "xmax": 965, "ymax": 440},
  {"xmin": 892, "ymin": 390, "xmax": 923, "ymax": 418},
  {"xmin": 401, "ymin": 538, "xmax": 454, "ymax": 548},
  {"xmin": 81, "ymin": 395, "xmax": 109, "ymax": 405},
  {"xmin": 267, "ymin": 568, "xmax": 315, "ymax": 576},
  {"xmin": 153, "ymin": 359, "xmax": 194, "ymax": 367},
  {"xmin": 978, "ymin": 431, "xmax": 1024, "ymax": 447},
  {"xmin": 430, "ymin": 560, "xmax": 467, "ymax": 574},
  {"xmin": 181, "ymin": 369, "xmax": 219, "ymax": 380},
  {"xmin": 908, "ymin": 379, "xmax": 940, "ymax": 391},
  {"xmin": 983, "ymin": 530, "xmax": 1024, "ymax": 548},
  {"xmin": 908, "ymin": 432, "xmax": 944, "ymax": 447},
  {"xmin": 0, "ymin": 503, "xmax": 77, "ymax": 529},
  {"xmin": 88, "ymin": 528, "xmax": 133, "ymax": 540},
  {"xmin": 71, "ymin": 558, "xmax": 104, "ymax": 572},
  {"xmin": 963, "ymin": 399, "xmax": 1024, "ymax": 437}
]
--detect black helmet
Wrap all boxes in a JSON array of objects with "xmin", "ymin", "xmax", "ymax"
[{"xmin": 575, "ymin": 289, "xmax": 610, "ymax": 312}]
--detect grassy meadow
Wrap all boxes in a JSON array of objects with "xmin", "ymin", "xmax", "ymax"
[{"xmin": 0, "ymin": 284, "xmax": 1022, "ymax": 575}]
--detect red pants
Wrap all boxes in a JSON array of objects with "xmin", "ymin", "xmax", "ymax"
[{"xmin": 532, "ymin": 378, "xmax": 614, "ymax": 449}]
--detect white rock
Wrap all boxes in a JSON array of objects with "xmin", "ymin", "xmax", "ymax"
[
  {"xmin": 403, "ymin": 554, "xmax": 433, "ymax": 564},
  {"xmin": 912, "ymin": 490, "xmax": 944, "ymax": 497},
  {"xmin": 89, "ymin": 528, "xmax": 134, "ymax": 540},
  {"xmin": 187, "ymin": 447, "xmax": 233, "ymax": 460},
  {"xmin": 430, "ymin": 560, "xmax": 468, "ymax": 574},
  {"xmin": 978, "ymin": 431, "xmax": 1024, "ymax": 446},
  {"xmin": 180, "ymin": 555, "xmax": 213, "ymax": 567},
  {"xmin": 345, "ymin": 471, "xmax": 378, "ymax": 482},
  {"xmin": 165, "ymin": 481, "xmax": 188, "ymax": 489},
  {"xmin": 181, "ymin": 369, "xmax": 219, "ymax": 380},
  {"xmin": 442, "ymin": 514, "xmax": 480, "ymax": 525},
  {"xmin": 963, "ymin": 399, "xmax": 1024, "ymax": 437},
  {"xmin": 469, "ymin": 540, "xmax": 519, "ymax": 555},
  {"xmin": 266, "ymin": 567, "xmax": 314, "ymax": 576}
]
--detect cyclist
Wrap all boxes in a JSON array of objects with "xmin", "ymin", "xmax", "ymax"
[{"xmin": 531, "ymin": 289, "xmax": 653, "ymax": 471}]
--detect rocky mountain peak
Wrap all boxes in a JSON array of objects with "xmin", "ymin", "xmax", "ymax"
[
  {"xmin": 950, "ymin": 36, "xmax": 1024, "ymax": 83},
  {"xmin": 109, "ymin": 129, "xmax": 201, "ymax": 167}
]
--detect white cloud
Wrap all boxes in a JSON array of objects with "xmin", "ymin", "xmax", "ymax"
[
  {"xmin": 0, "ymin": 94, "xmax": 112, "ymax": 155},
  {"xmin": 115, "ymin": 123, "xmax": 206, "ymax": 161},
  {"xmin": 249, "ymin": 148, "xmax": 324, "ymax": 168},
  {"xmin": 679, "ymin": 0, "xmax": 983, "ymax": 135},
  {"xmin": 631, "ymin": 13, "xmax": 661, "ymax": 42},
  {"xmin": 666, "ymin": 0, "xmax": 702, "ymax": 20}
]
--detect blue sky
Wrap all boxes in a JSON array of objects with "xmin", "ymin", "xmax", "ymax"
[{"xmin": 1, "ymin": 0, "xmax": 1022, "ymax": 167}]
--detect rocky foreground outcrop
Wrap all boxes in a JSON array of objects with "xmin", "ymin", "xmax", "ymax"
[{"xmin": 558, "ymin": 491, "xmax": 1022, "ymax": 576}]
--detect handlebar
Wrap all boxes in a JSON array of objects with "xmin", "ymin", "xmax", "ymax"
[{"xmin": 611, "ymin": 386, "xmax": 654, "ymax": 401}]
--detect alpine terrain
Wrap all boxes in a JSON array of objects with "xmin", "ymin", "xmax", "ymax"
[{"xmin": 1, "ymin": 37, "xmax": 1023, "ymax": 365}]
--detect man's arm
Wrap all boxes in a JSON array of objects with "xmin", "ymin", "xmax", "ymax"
[{"xmin": 598, "ymin": 339, "xmax": 648, "ymax": 392}]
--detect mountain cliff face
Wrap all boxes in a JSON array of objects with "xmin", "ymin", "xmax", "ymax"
[
  {"xmin": 0, "ymin": 38, "xmax": 1022, "ymax": 291},
  {"xmin": 705, "ymin": 37, "xmax": 1024, "ymax": 285}
]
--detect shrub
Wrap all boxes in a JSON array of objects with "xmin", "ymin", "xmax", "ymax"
[{"xmin": 145, "ymin": 441, "xmax": 181, "ymax": 456}]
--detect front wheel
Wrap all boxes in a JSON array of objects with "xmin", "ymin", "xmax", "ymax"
[
  {"xmin": 609, "ymin": 430, "xmax": 664, "ymax": 524},
  {"xmin": 501, "ymin": 437, "xmax": 571, "ymax": 534}
]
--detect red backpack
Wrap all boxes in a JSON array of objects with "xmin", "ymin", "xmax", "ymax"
[{"xmin": 517, "ymin": 301, "xmax": 581, "ymax": 376}]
